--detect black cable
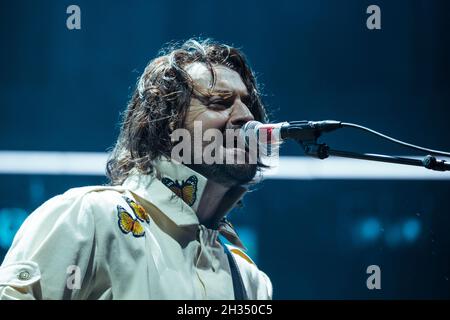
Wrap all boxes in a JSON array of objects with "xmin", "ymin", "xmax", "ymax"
[{"xmin": 341, "ymin": 122, "xmax": 450, "ymax": 157}]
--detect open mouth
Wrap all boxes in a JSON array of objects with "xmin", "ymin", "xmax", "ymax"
[
  {"xmin": 214, "ymin": 127, "xmax": 261, "ymax": 164},
  {"xmin": 222, "ymin": 135, "xmax": 248, "ymax": 153},
  {"xmin": 220, "ymin": 134, "xmax": 253, "ymax": 165}
]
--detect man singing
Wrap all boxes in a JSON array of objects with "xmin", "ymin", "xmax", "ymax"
[{"xmin": 0, "ymin": 39, "xmax": 273, "ymax": 300}]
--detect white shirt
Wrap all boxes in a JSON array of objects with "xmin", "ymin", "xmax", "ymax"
[{"xmin": 0, "ymin": 158, "xmax": 272, "ymax": 300}]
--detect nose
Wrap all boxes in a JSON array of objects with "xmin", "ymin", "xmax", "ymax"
[{"xmin": 228, "ymin": 98, "xmax": 255, "ymax": 128}]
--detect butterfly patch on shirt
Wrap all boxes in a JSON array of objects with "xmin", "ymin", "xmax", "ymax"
[
  {"xmin": 117, "ymin": 205, "xmax": 145, "ymax": 238},
  {"xmin": 123, "ymin": 196, "xmax": 151, "ymax": 223},
  {"xmin": 161, "ymin": 175, "xmax": 198, "ymax": 207},
  {"xmin": 117, "ymin": 197, "xmax": 151, "ymax": 238}
]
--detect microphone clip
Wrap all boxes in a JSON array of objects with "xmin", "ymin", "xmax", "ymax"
[{"xmin": 301, "ymin": 142, "xmax": 330, "ymax": 160}]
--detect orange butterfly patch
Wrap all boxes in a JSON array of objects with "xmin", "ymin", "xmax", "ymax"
[
  {"xmin": 161, "ymin": 175, "xmax": 198, "ymax": 207},
  {"xmin": 123, "ymin": 196, "xmax": 150, "ymax": 223},
  {"xmin": 117, "ymin": 205, "xmax": 145, "ymax": 238}
]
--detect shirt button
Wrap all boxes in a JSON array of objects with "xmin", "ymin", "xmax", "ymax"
[{"xmin": 18, "ymin": 270, "xmax": 30, "ymax": 281}]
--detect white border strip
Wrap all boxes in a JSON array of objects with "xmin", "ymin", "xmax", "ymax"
[
  {"xmin": 0, "ymin": 151, "xmax": 449, "ymax": 180},
  {"xmin": 0, "ymin": 151, "xmax": 107, "ymax": 176},
  {"xmin": 264, "ymin": 156, "xmax": 450, "ymax": 180}
]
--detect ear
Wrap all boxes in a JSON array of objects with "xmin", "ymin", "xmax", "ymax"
[{"xmin": 169, "ymin": 121, "xmax": 176, "ymax": 132}]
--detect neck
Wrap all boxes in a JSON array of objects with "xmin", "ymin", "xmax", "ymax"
[{"xmin": 196, "ymin": 179, "xmax": 231, "ymax": 226}]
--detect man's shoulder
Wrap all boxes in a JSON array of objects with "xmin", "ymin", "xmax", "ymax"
[
  {"xmin": 61, "ymin": 185, "xmax": 126, "ymax": 201},
  {"xmin": 21, "ymin": 185, "xmax": 145, "ymax": 244},
  {"xmin": 32, "ymin": 185, "xmax": 128, "ymax": 222},
  {"xmin": 226, "ymin": 245, "xmax": 256, "ymax": 266},
  {"xmin": 225, "ymin": 244, "xmax": 273, "ymax": 300},
  {"xmin": 8, "ymin": 185, "xmax": 132, "ymax": 258},
  {"xmin": 59, "ymin": 185, "xmax": 131, "ymax": 217}
]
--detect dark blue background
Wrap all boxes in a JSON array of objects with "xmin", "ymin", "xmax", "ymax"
[{"xmin": 1, "ymin": 0, "xmax": 449, "ymax": 299}]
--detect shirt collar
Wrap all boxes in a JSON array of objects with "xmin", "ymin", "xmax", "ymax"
[{"xmin": 121, "ymin": 157, "xmax": 248, "ymax": 248}]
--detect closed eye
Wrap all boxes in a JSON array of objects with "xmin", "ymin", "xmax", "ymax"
[
  {"xmin": 207, "ymin": 97, "xmax": 234, "ymax": 110},
  {"xmin": 206, "ymin": 93, "xmax": 250, "ymax": 110}
]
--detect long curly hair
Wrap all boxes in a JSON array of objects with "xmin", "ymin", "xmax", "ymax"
[{"xmin": 106, "ymin": 38, "xmax": 268, "ymax": 185}]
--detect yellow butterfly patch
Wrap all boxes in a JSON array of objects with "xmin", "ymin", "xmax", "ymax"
[
  {"xmin": 123, "ymin": 196, "xmax": 150, "ymax": 223},
  {"xmin": 117, "ymin": 205, "xmax": 145, "ymax": 238},
  {"xmin": 161, "ymin": 175, "xmax": 198, "ymax": 207}
]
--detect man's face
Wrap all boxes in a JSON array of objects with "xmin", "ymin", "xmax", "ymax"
[{"xmin": 183, "ymin": 62, "xmax": 257, "ymax": 187}]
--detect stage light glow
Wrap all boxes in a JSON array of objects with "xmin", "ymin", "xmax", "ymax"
[
  {"xmin": 402, "ymin": 219, "xmax": 421, "ymax": 242},
  {"xmin": 1, "ymin": 151, "xmax": 450, "ymax": 180},
  {"xmin": 360, "ymin": 218, "xmax": 382, "ymax": 241},
  {"xmin": 0, "ymin": 208, "xmax": 28, "ymax": 250}
]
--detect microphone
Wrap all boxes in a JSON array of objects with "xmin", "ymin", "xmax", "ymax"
[{"xmin": 241, "ymin": 120, "xmax": 343, "ymax": 145}]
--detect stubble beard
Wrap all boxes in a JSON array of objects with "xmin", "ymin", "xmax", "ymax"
[
  {"xmin": 188, "ymin": 161, "xmax": 258, "ymax": 187},
  {"xmin": 183, "ymin": 127, "xmax": 258, "ymax": 187}
]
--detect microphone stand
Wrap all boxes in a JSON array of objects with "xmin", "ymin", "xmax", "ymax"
[{"xmin": 297, "ymin": 138, "xmax": 450, "ymax": 172}]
